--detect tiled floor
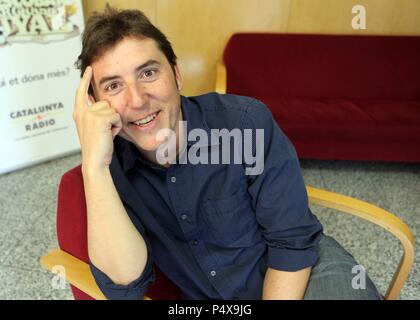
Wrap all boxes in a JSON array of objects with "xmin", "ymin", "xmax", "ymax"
[{"xmin": 0, "ymin": 153, "xmax": 419, "ymax": 299}]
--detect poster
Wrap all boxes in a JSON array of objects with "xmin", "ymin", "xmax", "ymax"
[{"xmin": 0, "ymin": 0, "xmax": 84, "ymax": 174}]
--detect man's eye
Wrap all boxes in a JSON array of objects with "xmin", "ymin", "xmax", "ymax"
[
  {"xmin": 105, "ymin": 82, "xmax": 120, "ymax": 91},
  {"xmin": 142, "ymin": 69, "xmax": 157, "ymax": 79}
]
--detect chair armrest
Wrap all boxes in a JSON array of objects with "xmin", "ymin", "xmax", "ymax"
[
  {"xmin": 215, "ymin": 60, "xmax": 227, "ymax": 94},
  {"xmin": 306, "ymin": 186, "xmax": 415, "ymax": 300},
  {"xmin": 40, "ymin": 249, "xmax": 107, "ymax": 300},
  {"xmin": 40, "ymin": 249, "xmax": 154, "ymax": 300}
]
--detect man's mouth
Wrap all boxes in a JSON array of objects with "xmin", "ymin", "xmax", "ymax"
[{"xmin": 131, "ymin": 111, "xmax": 161, "ymax": 127}]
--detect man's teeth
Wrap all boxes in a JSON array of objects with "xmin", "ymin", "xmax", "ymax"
[{"xmin": 133, "ymin": 112, "xmax": 158, "ymax": 126}]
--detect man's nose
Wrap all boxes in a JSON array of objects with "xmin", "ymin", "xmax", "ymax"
[{"xmin": 127, "ymin": 82, "xmax": 148, "ymax": 109}]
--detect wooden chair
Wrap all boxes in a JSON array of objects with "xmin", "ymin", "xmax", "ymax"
[
  {"xmin": 40, "ymin": 165, "xmax": 414, "ymax": 300},
  {"xmin": 40, "ymin": 165, "xmax": 181, "ymax": 300}
]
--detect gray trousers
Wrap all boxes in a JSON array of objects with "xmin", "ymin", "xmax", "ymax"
[{"xmin": 303, "ymin": 234, "xmax": 382, "ymax": 300}]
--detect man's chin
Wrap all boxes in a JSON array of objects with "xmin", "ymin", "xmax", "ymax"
[
  {"xmin": 117, "ymin": 132, "xmax": 155, "ymax": 149},
  {"xmin": 134, "ymin": 138, "xmax": 166, "ymax": 153}
]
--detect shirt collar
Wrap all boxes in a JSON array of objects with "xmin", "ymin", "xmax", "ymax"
[
  {"xmin": 180, "ymin": 95, "xmax": 219, "ymax": 148},
  {"xmin": 115, "ymin": 136, "xmax": 142, "ymax": 173},
  {"xmin": 115, "ymin": 95, "xmax": 220, "ymax": 172}
]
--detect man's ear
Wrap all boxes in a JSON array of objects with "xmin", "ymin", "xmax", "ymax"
[{"xmin": 174, "ymin": 64, "xmax": 183, "ymax": 91}]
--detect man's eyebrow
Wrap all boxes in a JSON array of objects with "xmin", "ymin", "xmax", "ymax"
[
  {"xmin": 98, "ymin": 59, "xmax": 161, "ymax": 88},
  {"xmin": 135, "ymin": 59, "xmax": 161, "ymax": 73}
]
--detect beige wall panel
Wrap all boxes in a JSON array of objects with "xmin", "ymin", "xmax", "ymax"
[
  {"xmin": 365, "ymin": 0, "xmax": 420, "ymax": 35},
  {"xmin": 287, "ymin": 0, "xmax": 420, "ymax": 35},
  {"xmin": 156, "ymin": 0, "xmax": 291, "ymax": 96}
]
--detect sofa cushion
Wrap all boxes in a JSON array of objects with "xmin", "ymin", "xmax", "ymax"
[
  {"xmin": 260, "ymin": 98, "xmax": 420, "ymax": 161},
  {"xmin": 224, "ymin": 33, "xmax": 420, "ymax": 100},
  {"xmin": 262, "ymin": 98, "xmax": 420, "ymax": 127}
]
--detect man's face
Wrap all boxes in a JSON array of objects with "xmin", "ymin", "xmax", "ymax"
[{"xmin": 91, "ymin": 36, "xmax": 182, "ymax": 153}]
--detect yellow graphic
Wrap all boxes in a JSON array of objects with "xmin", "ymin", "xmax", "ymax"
[{"xmin": 0, "ymin": 0, "xmax": 80, "ymax": 46}]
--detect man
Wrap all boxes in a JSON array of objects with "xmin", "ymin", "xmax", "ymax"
[{"xmin": 73, "ymin": 7, "xmax": 381, "ymax": 300}]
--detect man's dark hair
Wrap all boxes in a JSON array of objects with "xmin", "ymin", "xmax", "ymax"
[{"xmin": 75, "ymin": 6, "xmax": 177, "ymax": 94}]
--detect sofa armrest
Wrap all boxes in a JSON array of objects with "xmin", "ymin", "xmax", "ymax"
[
  {"xmin": 306, "ymin": 186, "xmax": 415, "ymax": 300},
  {"xmin": 215, "ymin": 60, "xmax": 227, "ymax": 94}
]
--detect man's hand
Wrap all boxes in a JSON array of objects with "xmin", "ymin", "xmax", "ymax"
[{"xmin": 73, "ymin": 66, "xmax": 123, "ymax": 170}]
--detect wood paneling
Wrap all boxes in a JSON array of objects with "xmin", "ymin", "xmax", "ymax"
[
  {"xmin": 81, "ymin": 0, "xmax": 420, "ymax": 95},
  {"xmin": 156, "ymin": 0, "xmax": 290, "ymax": 95},
  {"xmin": 287, "ymin": 0, "xmax": 420, "ymax": 35},
  {"xmin": 82, "ymin": 0, "xmax": 157, "ymax": 23}
]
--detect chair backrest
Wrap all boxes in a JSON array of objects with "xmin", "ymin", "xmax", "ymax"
[
  {"xmin": 223, "ymin": 33, "xmax": 420, "ymax": 100},
  {"xmin": 56, "ymin": 165, "xmax": 181, "ymax": 300}
]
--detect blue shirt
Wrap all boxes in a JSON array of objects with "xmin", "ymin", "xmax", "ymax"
[{"xmin": 90, "ymin": 93, "xmax": 323, "ymax": 300}]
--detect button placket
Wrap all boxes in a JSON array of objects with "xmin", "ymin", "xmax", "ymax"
[
  {"xmin": 166, "ymin": 167, "xmax": 221, "ymax": 289},
  {"xmin": 167, "ymin": 169, "xmax": 195, "ymax": 234}
]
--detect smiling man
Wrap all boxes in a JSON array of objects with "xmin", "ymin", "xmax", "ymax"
[{"xmin": 72, "ymin": 7, "xmax": 382, "ymax": 300}]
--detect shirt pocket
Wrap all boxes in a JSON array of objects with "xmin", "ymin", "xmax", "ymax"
[{"xmin": 201, "ymin": 188, "xmax": 261, "ymax": 247}]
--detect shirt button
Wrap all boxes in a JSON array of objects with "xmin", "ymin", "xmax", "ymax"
[
  {"xmin": 181, "ymin": 214, "xmax": 188, "ymax": 220},
  {"xmin": 170, "ymin": 176, "xmax": 177, "ymax": 183},
  {"xmin": 192, "ymin": 240, "xmax": 199, "ymax": 246},
  {"xmin": 210, "ymin": 270, "xmax": 217, "ymax": 277}
]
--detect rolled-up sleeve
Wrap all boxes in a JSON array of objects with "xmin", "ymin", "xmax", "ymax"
[
  {"xmin": 245, "ymin": 98, "xmax": 323, "ymax": 272},
  {"xmin": 89, "ymin": 251, "xmax": 155, "ymax": 300}
]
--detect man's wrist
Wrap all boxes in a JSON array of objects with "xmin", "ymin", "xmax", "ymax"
[{"xmin": 82, "ymin": 163, "xmax": 111, "ymax": 179}]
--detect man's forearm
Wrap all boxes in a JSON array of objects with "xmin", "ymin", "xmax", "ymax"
[
  {"xmin": 262, "ymin": 266, "xmax": 311, "ymax": 300},
  {"xmin": 83, "ymin": 166, "xmax": 148, "ymax": 286}
]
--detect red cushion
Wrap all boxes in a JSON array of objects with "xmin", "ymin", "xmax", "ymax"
[
  {"xmin": 57, "ymin": 166, "xmax": 88, "ymax": 262},
  {"xmin": 262, "ymin": 98, "xmax": 420, "ymax": 126},
  {"xmin": 57, "ymin": 165, "xmax": 182, "ymax": 300},
  {"xmin": 260, "ymin": 97, "xmax": 420, "ymax": 161},
  {"xmin": 224, "ymin": 33, "xmax": 420, "ymax": 100}
]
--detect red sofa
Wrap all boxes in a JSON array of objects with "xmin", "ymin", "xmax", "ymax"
[{"xmin": 222, "ymin": 33, "xmax": 420, "ymax": 161}]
